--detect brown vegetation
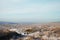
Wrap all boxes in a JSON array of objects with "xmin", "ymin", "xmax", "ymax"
[{"xmin": 0, "ymin": 22, "xmax": 60, "ymax": 40}]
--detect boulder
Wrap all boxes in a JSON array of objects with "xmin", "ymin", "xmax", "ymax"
[
  {"xmin": 0, "ymin": 29, "xmax": 25, "ymax": 40},
  {"xmin": 28, "ymin": 31, "xmax": 41, "ymax": 38}
]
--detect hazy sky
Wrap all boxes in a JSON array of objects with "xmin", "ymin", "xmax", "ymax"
[{"xmin": 0, "ymin": 0, "xmax": 60, "ymax": 23}]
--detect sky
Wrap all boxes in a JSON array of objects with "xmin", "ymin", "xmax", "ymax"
[{"xmin": 0, "ymin": 0, "xmax": 60, "ymax": 23}]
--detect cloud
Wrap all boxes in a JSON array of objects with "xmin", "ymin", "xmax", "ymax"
[
  {"xmin": 0, "ymin": 2, "xmax": 60, "ymax": 14},
  {"xmin": 0, "ymin": 0, "xmax": 60, "ymax": 15},
  {"xmin": 0, "ymin": 0, "xmax": 60, "ymax": 22},
  {"xmin": 0, "ymin": 0, "xmax": 27, "ymax": 3}
]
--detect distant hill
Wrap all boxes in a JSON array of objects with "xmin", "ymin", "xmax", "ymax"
[
  {"xmin": 0, "ymin": 21, "xmax": 17, "ymax": 24},
  {"xmin": 0, "ymin": 21, "xmax": 60, "ymax": 24}
]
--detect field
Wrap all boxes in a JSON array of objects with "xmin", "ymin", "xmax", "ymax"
[{"xmin": 0, "ymin": 22, "xmax": 60, "ymax": 40}]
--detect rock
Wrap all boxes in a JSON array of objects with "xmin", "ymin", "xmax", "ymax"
[
  {"xmin": 9, "ymin": 28, "xmax": 20, "ymax": 34},
  {"xmin": 28, "ymin": 31, "xmax": 41, "ymax": 38},
  {"xmin": 49, "ymin": 26, "xmax": 60, "ymax": 37},
  {"xmin": 0, "ymin": 29, "xmax": 26, "ymax": 40},
  {"xmin": 43, "ymin": 31, "xmax": 50, "ymax": 37},
  {"xmin": 48, "ymin": 36, "xmax": 58, "ymax": 40},
  {"xmin": 42, "ymin": 35, "xmax": 48, "ymax": 40},
  {"xmin": 23, "ymin": 36, "xmax": 34, "ymax": 40},
  {"xmin": 24, "ymin": 27, "xmax": 41, "ymax": 34},
  {"xmin": 0, "ymin": 29, "xmax": 10, "ymax": 37}
]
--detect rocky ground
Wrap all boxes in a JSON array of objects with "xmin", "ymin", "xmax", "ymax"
[{"xmin": 0, "ymin": 22, "xmax": 60, "ymax": 40}]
